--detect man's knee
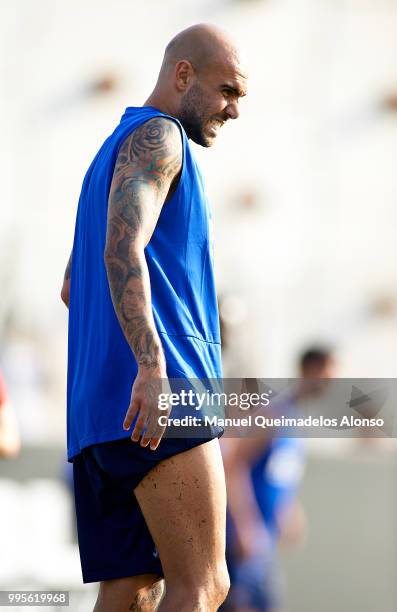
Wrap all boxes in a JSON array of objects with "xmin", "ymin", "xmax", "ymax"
[
  {"xmin": 211, "ymin": 562, "xmax": 230, "ymax": 607},
  {"xmin": 166, "ymin": 562, "xmax": 230, "ymax": 610}
]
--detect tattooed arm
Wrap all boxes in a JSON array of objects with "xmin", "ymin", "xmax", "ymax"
[
  {"xmin": 60, "ymin": 253, "xmax": 72, "ymax": 308},
  {"xmin": 104, "ymin": 117, "xmax": 182, "ymax": 450}
]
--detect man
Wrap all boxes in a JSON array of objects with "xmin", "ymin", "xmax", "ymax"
[
  {"xmin": 61, "ymin": 24, "xmax": 247, "ymax": 612},
  {"xmin": 221, "ymin": 347, "xmax": 335, "ymax": 612}
]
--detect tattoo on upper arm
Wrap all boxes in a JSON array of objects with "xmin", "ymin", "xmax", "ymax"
[
  {"xmin": 108, "ymin": 118, "xmax": 181, "ymax": 238},
  {"xmin": 104, "ymin": 118, "xmax": 182, "ymax": 366}
]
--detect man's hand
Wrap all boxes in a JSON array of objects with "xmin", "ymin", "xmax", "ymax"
[{"xmin": 123, "ymin": 366, "xmax": 171, "ymax": 451}]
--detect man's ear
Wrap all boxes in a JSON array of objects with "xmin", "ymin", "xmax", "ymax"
[{"xmin": 175, "ymin": 60, "xmax": 195, "ymax": 92}]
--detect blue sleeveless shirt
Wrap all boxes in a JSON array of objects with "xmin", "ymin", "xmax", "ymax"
[{"xmin": 67, "ymin": 107, "xmax": 222, "ymax": 460}]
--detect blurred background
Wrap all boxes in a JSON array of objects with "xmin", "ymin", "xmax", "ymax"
[{"xmin": 1, "ymin": 0, "xmax": 397, "ymax": 610}]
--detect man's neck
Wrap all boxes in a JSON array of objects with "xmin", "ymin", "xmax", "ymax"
[{"xmin": 144, "ymin": 93, "xmax": 177, "ymax": 118}]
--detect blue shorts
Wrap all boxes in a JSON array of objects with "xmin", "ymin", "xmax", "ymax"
[{"xmin": 73, "ymin": 434, "xmax": 219, "ymax": 583}]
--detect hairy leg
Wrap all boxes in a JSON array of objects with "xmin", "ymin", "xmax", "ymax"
[
  {"xmin": 134, "ymin": 439, "xmax": 230, "ymax": 611},
  {"xmin": 93, "ymin": 574, "xmax": 164, "ymax": 612}
]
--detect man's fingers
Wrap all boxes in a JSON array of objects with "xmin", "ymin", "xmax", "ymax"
[
  {"xmin": 123, "ymin": 398, "xmax": 140, "ymax": 430},
  {"xmin": 131, "ymin": 409, "xmax": 149, "ymax": 442},
  {"xmin": 124, "ymin": 382, "xmax": 170, "ymax": 448},
  {"xmin": 149, "ymin": 437, "xmax": 161, "ymax": 451},
  {"xmin": 139, "ymin": 412, "xmax": 157, "ymax": 447},
  {"xmin": 140, "ymin": 407, "xmax": 165, "ymax": 448},
  {"xmin": 148, "ymin": 418, "xmax": 168, "ymax": 450},
  {"xmin": 140, "ymin": 405, "xmax": 169, "ymax": 449}
]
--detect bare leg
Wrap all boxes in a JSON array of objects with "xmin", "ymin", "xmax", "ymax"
[
  {"xmin": 93, "ymin": 574, "xmax": 164, "ymax": 612},
  {"xmin": 134, "ymin": 438, "xmax": 230, "ymax": 612}
]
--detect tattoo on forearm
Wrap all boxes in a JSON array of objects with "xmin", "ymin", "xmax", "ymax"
[{"xmin": 105, "ymin": 118, "xmax": 181, "ymax": 368}]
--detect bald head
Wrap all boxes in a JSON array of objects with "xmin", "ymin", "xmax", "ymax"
[
  {"xmin": 145, "ymin": 23, "xmax": 247, "ymax": 147},
  {"xmin": 162, "ymin": 23, "xmax": 242, "ymax": 74}
]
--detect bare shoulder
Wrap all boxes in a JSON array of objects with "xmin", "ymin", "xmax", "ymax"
[
  {"xmin": 130, "ymin": 116, "xmax": 182, "ymax": 156},
  {"xmin": 115, "ymin": 116, "xmax": 182, "ymax": 184}
]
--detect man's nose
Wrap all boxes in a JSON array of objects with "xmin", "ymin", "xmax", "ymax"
[{"xmin": 225, "ymin": 101, "xmax": 239, "ymax": 120}]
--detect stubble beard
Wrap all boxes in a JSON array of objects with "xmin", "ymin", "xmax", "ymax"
[{"xmin": 178, "ymin": 83, "xmax": 214, "ymax": 147}]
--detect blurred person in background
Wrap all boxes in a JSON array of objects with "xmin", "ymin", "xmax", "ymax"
[
  {"xmin": 61, "ymin": 23, "xmax": 247, "ymax": 612},
  {"xmin": 221, "ymin": 347, "xmax": 335, "ymax": 612},
  {"xmin": 0, "ymin": 368, "xmax": 20, "ymax": 458}
]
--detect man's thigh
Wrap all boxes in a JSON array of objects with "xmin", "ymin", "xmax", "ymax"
[{"xmin": 134, "ymin": 438, "xmax": 227, "ymax": 581}]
